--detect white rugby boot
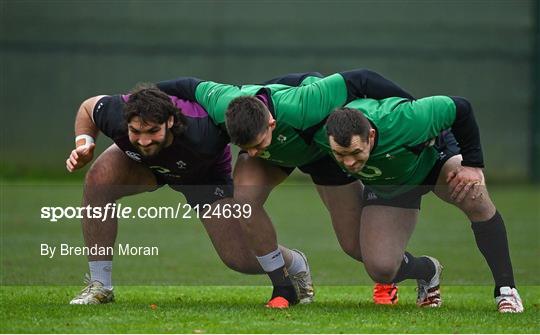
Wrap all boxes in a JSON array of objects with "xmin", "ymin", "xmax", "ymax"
[
  {"xmin": 416, "ymin": 256, "xmax": 443, "ymax": 308},
  {"xmin": 70, "ymin": 274, "xmax": 114, "ymax": 305},
  {"xmin": 289, "ymin": 249, "xmax": 315, "ymax": 304},
  {"xmin": 496, "ymin": 286, "xmax": 524, "ymax": 313}
]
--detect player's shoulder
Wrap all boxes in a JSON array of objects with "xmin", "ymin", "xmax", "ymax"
[
  {"xmin": 91, "ymin": 94, "xmax": 128, "ymax": 139},
  {"xmin": 81, "ymin": 95, "xmax": 108, "ymax": 109},
  {"xmin": 92, "ymin": 94, "xmax": 126, "ymax": 113}
]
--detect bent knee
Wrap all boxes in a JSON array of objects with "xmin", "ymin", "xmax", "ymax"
[
  {"xmin": 83, "ymin": 163, "xmax": 124, "ymax": 202},
  {"xmin": 85, "ymin": 162, "xmax": 112, "ymax": 187},
  {"xmin": 456, "ymin": 197, "xmax": 495, "ymax": 222},
  {"xmin": 338, "ymin": 240, "xmax": 363, "ymax": 262},
  {"xmin": 233, "ymin": 187, "xmax": 268, "ymax": 206},
  {"xmin": 365, "ymin": 260, "xmax": 401, "ymax": 283}
]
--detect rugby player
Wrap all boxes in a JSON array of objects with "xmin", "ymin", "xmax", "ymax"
[
  {"xmin": 65, "ymin": 86, "xmax": 313, "ymax": 305},
  {"xmin": 157, "ymin": 69, "xmax": 413, "ymax": 307},
  {"xmin": 318, "ymin": 96, "xmax": 523, "ymax": 313}
]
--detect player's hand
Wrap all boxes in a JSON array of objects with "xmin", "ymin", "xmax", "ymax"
[
  {"xmin": 446, "ymin": 166, "xmax": 485, "ymax": 203},
  {"xmin": 66, "ymin": 143, "xmax": 96, "ymax": 172}
]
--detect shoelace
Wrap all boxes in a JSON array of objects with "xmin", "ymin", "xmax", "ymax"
[
  {"xmin": 374, "ymin": 285, "xmax": 395, "ymax": 297},
  {"xmin": 290, "ymin": 272, "xmax": 309, "ymax": 288},
  {"xmin": 78, "ymin": 274, "xmax": 98, "ymax": 296}
]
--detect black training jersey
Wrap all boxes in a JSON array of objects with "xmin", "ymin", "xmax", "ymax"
[{"xmin": 92, "ymin": 94, "xmax": 232, "ymax": 185}]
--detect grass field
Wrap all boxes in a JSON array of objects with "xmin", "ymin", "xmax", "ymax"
[
  {"xmin": 1, "ymin": 286, "xmax": 539, "ymax": 333},
  {"xmin": 1, "ymin": 181, "xmax": 539, "ymax": 332}
]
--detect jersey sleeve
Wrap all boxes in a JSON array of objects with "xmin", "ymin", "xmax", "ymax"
[
  {"xmin": 262, "ymin": 72, "xmax": 323, "ymax": 86},
  {"xmin": 272, "ymin": 73, "xmax": 349, "ymax": 129},
  {"xmin": 448, "ymin": 96, "xmax": 484, "ymax": 167},
  {"xmin": 92, "ymin": 95, "xmax": 127, "ymax": 139},
  {"xmin": 399, "ymin": 96, "xmax": 456, "ymax": 145},
  {"xmin": 339, "ymin": 69, "xmax": 415, "ymax": 102},
  {"xmin": 156, "ymin": 77, "xmax": 203, "ymax": 101},
  {"xmin": 194, "ymin": 81, "xmax": 250, "ymax": 126}
]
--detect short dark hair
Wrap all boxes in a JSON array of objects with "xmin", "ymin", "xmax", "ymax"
[
  {"xmin": 326, "ymin": 107, "xmax": 371, "ymax": 147},
  {"xmin": 225, "ymin": 96, "xmax": 269, "ymax": 145},
  {"xmin": 123, "ymin": 84, "xmax": 186, "ymax": 136}
]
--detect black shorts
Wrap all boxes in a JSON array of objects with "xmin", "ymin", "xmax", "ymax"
[
  {"xmin": 239, "ymin": 152, "xmax": 357, "ymax": 186},
  {"xmin": 153, "ymin": 174, "xmax": 233, "ymax": 207},
  {"xmin": 153, "ymin": 151, "xmax": 234, "ymax": 207},
  {"xmin": 362, "ymin": 130, "xmax": 461, "ymax": 209}
]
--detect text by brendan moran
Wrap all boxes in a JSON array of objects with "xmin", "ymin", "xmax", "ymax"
[{"xmin": 40, "ymin": 243, "xmax": 159, "ymax": 258}]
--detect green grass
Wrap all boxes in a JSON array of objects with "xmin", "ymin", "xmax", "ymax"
[
  {"xmin": 1, "ymin": 286, "xmax": 539, "ymax": 333},
  {"xmin": 1, "ymin": 181, "xmax": 539, "ymax": 332}
]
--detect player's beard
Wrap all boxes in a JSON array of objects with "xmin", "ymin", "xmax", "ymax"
[
  {"xmin": 132, "ymin": 130, "xmax": 173, "ymax": 158},
  {"xmin": 136, "ymin": 141, "xmax": 165, "ymax": 157}
]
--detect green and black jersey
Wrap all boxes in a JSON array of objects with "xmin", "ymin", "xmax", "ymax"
[
  {"xmin": 314, "ymin": 96, "xmax": 458, "ymax": 197},
  {"xmin": 157, "ymin": 69, "xmax": 414, "ymax": 168},
  {"xmin": 194, "ymin": 74, "xmax": 347, "ymax": 166}
]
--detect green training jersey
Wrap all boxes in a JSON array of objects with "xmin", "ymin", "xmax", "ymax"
[
  {"xmin": 314, "ymin": 96, "xmax": 457, "ymax": 197},
  {"xmin": 194, "ymin": 74, "xmax": 348, "ymax": 167}
]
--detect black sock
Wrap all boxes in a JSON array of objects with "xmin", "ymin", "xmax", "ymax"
[
  {"xmin": 392, "ymin": 252, "xmax": 435, "ymax": 283},
  {"xmin": 471, "ymin": 211, "xmax": 516, "ymax": 297},
  {"xmin": 267, "ymin": 267, "xmax": 297, "ymax": 303}
]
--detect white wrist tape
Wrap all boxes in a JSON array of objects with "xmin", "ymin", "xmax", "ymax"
[{"xmin": 75, "ymin": 134, "xmax": 95, "ymax": 146}]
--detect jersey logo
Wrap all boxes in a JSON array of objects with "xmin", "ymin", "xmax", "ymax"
[
  {"xmin": 95, "ymin": 102, "xmax": 104, "ymax": 113},
  {"xmin": 277, "ymin": 134, "xmax": 287, "ymax": 143},
  {"xmin": 358, "ymin": 165, "xmax": 382, "ymax": 178},
  {"xmin": 366, "ymin": 191, "xmax": 378, "ymax": 201},
  {"xmin": 258, "ymin": 151, "xmax": 271, "ymax": 159},
  {"xmin": 176, "ymin": 160, "xmax": 187, "ymax": 169},
  {"xmin": 150, "ymin": 166, "xmax": 171, "ymax": 174},
  {"xmin": 125, "ymin": 151, "xmax": 142, "ymax": 162},
  {"xmin": 385, "ymin": 153, "xmax": 395, "ymax": 160}
]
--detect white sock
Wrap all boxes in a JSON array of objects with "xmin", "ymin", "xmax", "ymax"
[
  {"xmin": 256, "ymin": 248, "xmax": 285, "ymax": 272},
  {"xmin": 89, "ymin": 261, "xmax": 113, "ymax": 289},
  {"xmin": 287, "ymin": 250, "xmax": 307, "ymax": 275}
]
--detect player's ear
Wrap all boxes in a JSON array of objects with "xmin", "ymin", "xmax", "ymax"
[
  {"xmin": 167, "ymin": 115, "xmax": 174, "ymax": 129},
  {"xmin": 268, "ymin": 116, "xmax": 276, "ymax": 130},
  {"xmin": 369, "ymin": 128, "xmax": 376, "ymax": 141}
]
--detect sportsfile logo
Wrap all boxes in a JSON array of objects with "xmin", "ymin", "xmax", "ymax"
[{"xmin": 40, "ymin": 202, "xmax": 253, "ymax": 222}]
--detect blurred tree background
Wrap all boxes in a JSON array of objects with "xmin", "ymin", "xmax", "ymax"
[{"xmin": 1, "ymin": 0, "xmax": 538, "ymax": 182}]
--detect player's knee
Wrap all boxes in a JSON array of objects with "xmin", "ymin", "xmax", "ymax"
[
  {"xmin": 458, "ymin": 197, "xmax": 495, "ymax": 222},
  {"xmin": 365, "ymin": 260, "xmax": 400, "ymax": 283},
  {"xmin": 233, "ymin": 188, "xmax": 266, "ymax": 207},
  {"xmin": 85, "ymin": 164, "xmax": 107, "ymax": 186},
  {"xmin": 83, "ymin": 164, "xmax": 118, "ymax": 201},
  {"xmin": 338, "ymin": 240, "xmax": 363, "ymax": 262}
]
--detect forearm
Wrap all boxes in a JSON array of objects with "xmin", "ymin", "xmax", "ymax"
[
  {"xmin": 339, "ymin": 69, "xmax": 414, "ymax": 102},
  {"xmin": 449, "ymin": 96, "xmax": 484, "ymax": 168}
]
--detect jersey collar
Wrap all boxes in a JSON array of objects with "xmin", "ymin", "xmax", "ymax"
[
  {"xmin": 368, "ymin": 119, "xmax": 379, "ymax": 154},
  {"xmin": 255, "ymin": 88, "xmax": 276, "ymax": 119}
]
